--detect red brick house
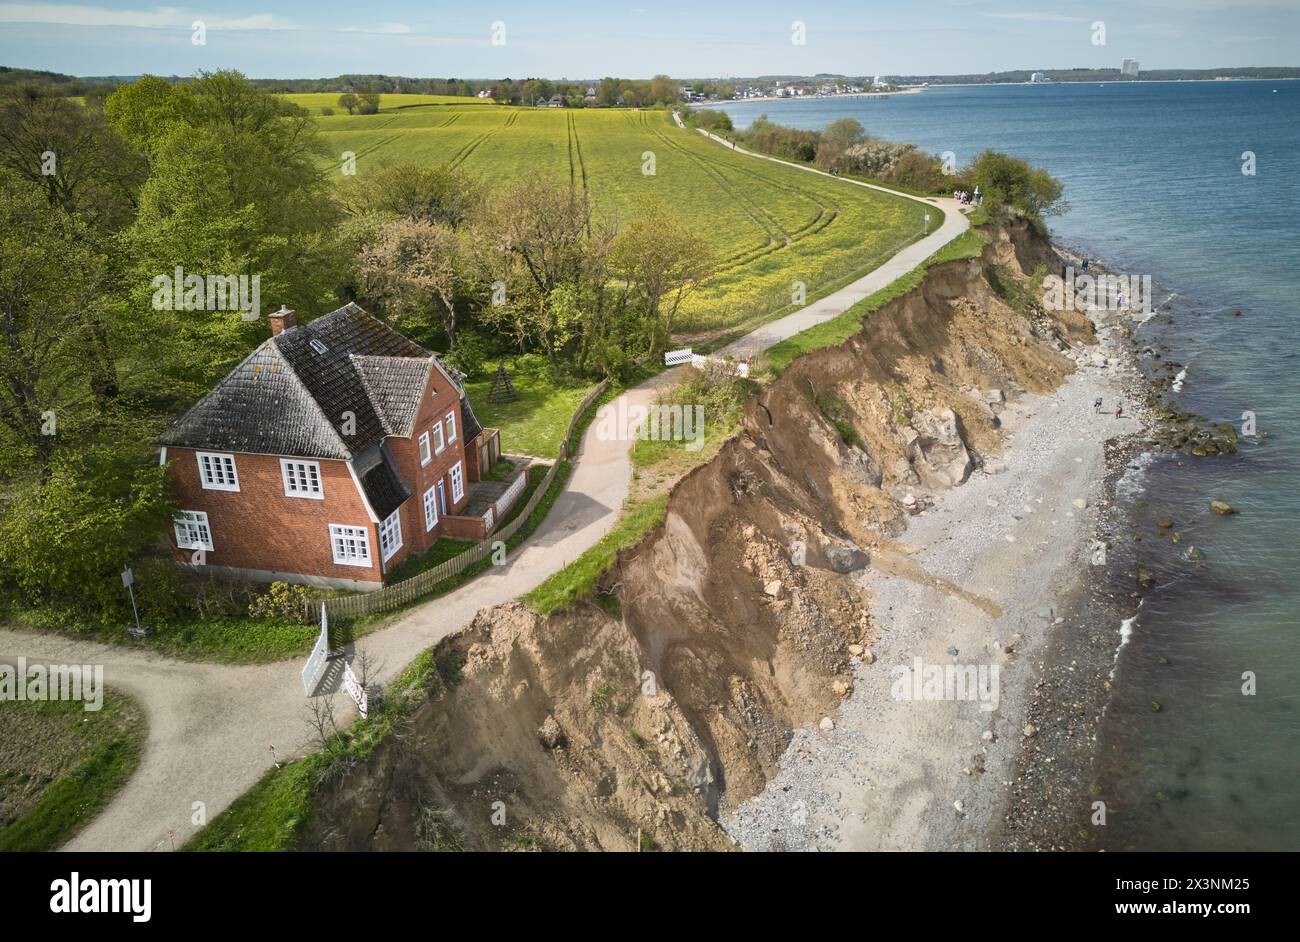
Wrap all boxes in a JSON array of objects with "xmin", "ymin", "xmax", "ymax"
[{"xmin": 158, "ymin": 303, "xmax": 510, "ymax": 590}]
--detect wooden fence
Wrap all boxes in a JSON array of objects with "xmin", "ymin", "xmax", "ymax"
[{"xmin": 314, "ymin": 378, "xmax": 610, "ymax": 621}]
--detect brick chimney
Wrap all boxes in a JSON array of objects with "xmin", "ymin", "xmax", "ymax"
[{"xmin": 269, "ymin": 305, "xmax": 296, "ymax": 336}]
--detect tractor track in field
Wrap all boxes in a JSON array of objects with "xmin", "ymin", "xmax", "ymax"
[
  {"xmin": 639, "ymin": 116, "xmax": 785, "ymax": 251},
  {"xmin": 643, "ymin": 112, "xmax": 839, "ymax": 265},
  {"xmin": 447, "ymin": 111, "xmax": 518, "ymax": 169}
]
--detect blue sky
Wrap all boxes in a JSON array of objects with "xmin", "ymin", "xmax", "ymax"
[{"xmin": 1, "ymin": 0, "xmax": 1296, "ymax": 79}]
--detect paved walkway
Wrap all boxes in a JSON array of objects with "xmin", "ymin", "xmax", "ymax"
[
  {"xmin": 673, "ymin": 111, "xmax": 969, "ymax": 360},
  {"xmin": 0, "ymin": 117, "xmax": 971, "ymax": 852}
]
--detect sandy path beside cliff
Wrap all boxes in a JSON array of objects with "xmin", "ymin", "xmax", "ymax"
[{"xmin": 725, "ymin": 305, "xmax": 1143, "ymax": 851}]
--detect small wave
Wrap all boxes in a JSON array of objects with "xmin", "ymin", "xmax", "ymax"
[
  {"xmin": 1110, "ymin": 607, "xmax": 1142, "ymax": 681},
  {"xmin": 1115, "ymin": 450, "xmax": 1156, "ymax": 502},
  {"xmin": 1171, "ymin": 367, "xmax": 1188, "ymax": 392}
]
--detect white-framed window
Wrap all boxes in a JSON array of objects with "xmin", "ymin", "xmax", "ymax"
[
  {"xmin": 174, "ymin": 510, "xmax": 214, "ymax": 552},
  {"xmin": 431, "ymin": 421, "xmax": 445, "ymax": 455},
  {"xmin": 281, "ymin": 459, "xmax": 323, "ymax": 499},
  {"xmin": 450, "ymin": 461, "xmax": 465, "ymax": 503},
  {"xmin": 423, "ymin": 484, "xmax": 439, "ymax": 531},
  {"xmin": 378, "ymin": 509, "xmax": 403, "ymax": 562},
  {"xmin": 329, "ymin": 524, "xmax": 372, "ymax": 567},
  {"xmin": 196, "ymin": 452, "xmax": 239, "ymax": 491},
  {"xmin": 445, "ymin": 410, "xmax": 457, "ymax": 443},
  {"xmin": 419, "ymin": 431, "xmax": 432, "ymax": 466}
]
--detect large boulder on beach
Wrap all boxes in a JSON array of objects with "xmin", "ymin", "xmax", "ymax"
[{"xmin": 906, "ymin": 408, "xmax": 973, "ymax": 488}]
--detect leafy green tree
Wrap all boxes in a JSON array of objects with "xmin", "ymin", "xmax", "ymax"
[
  {"xmin": 118, "ymin": 71, "xmax": 345, "ymax": 392},
  {"xmin": 338, "ymin": 92, "xmax": 358, "ymax": 114},
  {"xmin": 0, "ymin": 172, "xmax": 116, "ymax": 472},
  {"xmin": 345, "ymin": 162, "xmax": 482, "ymax": 229},
  {"xmin": 0, "ymin": 442, "xmax": 172, "ymax": 620},
  {"xmin": 607, "ymin": 202, "xmax": 715, "ymax": 355},
  {"xmin": 360, "ymin": 218, "xmax": 467, "ymax": 345},
  {"xmin": 104, "ymin": 75, "xmax": 190, "ymax": 156},
  {"xmin": 964, "ymin": 150, "xmax": 1067, "ymax": 221},
  {"xmin": 0, "ymin": 82, "xmax": 145, "ymax": 231}
]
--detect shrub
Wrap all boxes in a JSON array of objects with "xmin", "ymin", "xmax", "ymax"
[
  {"xmin": 132, "ymin": 556, "xmax": 190, "ymax": 622},
  {"xmin": 443, "ymin": 328, "xmax": 492, "ymax": 379},
  {"xmin": 248, "ymin": 582, "xmax": 311, "ymax": 624}
]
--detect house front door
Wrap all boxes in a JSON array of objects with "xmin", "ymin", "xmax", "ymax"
[{"xmin": 437, "ymin": 480, "xmax": 447, "ymax": 516}]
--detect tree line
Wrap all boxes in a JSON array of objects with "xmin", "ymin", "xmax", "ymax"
[{"xmin": 721, "ymin": 115, "xmax": 1065, "ymax": 219}]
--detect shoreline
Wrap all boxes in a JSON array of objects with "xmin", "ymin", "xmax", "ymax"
[{"xmin": 724, "ymin": 244, "xmax": 1156, "ymax": 851}]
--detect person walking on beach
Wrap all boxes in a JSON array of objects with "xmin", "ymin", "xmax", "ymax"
[
  {"xmin": 1114, "ymin": 402, "xmax": 1124, "ymax": 419},
  {"xmin": 1093, "ymin": 397, "xmax": 1103, "ymax": 414}
]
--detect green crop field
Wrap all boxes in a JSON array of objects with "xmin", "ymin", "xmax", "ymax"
[
  {"xmin": 281, "ymin": 92, "xmax": 495, "ymax": 114},
  {"xmin": 315, "ymin": 101, "xmax": 929, "ymax": 333}
]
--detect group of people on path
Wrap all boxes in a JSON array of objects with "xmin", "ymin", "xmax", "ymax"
[
  {"xmin": 1094, "ymin": 397, "xmax": 1124, "ymax": 418},
  {"xmin": 955, "ymin": 186, "xmax": 982, "ymax": 206}
]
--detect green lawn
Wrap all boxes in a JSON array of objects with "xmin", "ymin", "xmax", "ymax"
[
  {"xmin": 3, "ymin": 599, "xmax": 321, "ymax": 665},
  {"xmin": 465, "ymin": 360, "xmax": 594, "ymax": 459},
  {"xmin": 0, "ymin": 689, "xmax": 146, "ymax": 851}
]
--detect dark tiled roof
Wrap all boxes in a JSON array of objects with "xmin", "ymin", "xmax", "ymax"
[
  {"xmin": 356, "ymin": 444, "xmax": 411, "ymax": 521},
  {"xmin": 159, "ymin": 303, "xmax": 460, "ymax": 461},
  {"xmin": 156, "ymin": 342, "xmax": 349, "ymax": 458},
  {"xmin": 459, "ymin": 394, "xmax": 484, "ymax": 442},
  {"xmin": 352, "ymin": 355, "xmax": 433, "ymax": 437}
]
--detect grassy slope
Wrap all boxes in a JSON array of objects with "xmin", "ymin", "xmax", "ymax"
[
  {"xmin": 0, "ymin": 689, "xmax": 146, "ymax": 851},
  {"xmin": 316, "ymin": 105, "xmax": 926, "ymax": 333}
]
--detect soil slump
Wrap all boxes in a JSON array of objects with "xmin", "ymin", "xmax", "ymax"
[{"xmin": 304, "ymin": 221, "xmax": 1091, "ymax": 851}]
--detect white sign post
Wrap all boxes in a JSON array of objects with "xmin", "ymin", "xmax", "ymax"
[
  {"xmin": 342, "ymin": 661, "xmax": 368, "ymax": 719},
  {"xmin": 301, "ymin": 604, "xmax": 330, "ymax": 696}
]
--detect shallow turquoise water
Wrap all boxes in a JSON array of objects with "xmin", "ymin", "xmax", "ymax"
[{"xmin": 720, "ymin": 83, "xmax": 1300, "ymax": 850}]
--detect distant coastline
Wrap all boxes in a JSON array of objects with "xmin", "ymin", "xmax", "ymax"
[{"xmin": 687, "ymin": 87, "xmax": 923, "ymax": 108}]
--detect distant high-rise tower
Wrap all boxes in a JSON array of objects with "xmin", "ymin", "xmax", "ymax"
[{"xmin": 1121, "ymin": 58, "xmax": 1140, "ymax": 77}]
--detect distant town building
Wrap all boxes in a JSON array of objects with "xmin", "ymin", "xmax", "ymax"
[
  {"xmin": 1030, "ymin": 72, "xmax": 1047, "ymax": 83},
  {"xmin": 1121, "ymin": 58, "xmax": 1140, "ymax": 77}
]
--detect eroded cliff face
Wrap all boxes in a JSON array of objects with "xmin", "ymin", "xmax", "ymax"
[{"xmin": 304, "ymin": 221, "xmax": 1095, "ymax": 852}]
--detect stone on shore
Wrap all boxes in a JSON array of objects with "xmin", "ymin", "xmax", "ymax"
[{"xmin": 1210, "ymin": 500, "xmax": 1235, "ymax": 515}]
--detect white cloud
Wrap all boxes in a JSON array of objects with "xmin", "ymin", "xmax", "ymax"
[
  {"xmin": 340, "ymin": 22, "xmax": 413, "ymax": 35},
  {"xmin": 0, "ymin": 3, "xmax": 297, "ymax": 30},
  {"xmin": 981, "ymin": 11, "xmax": 1088, "ymax": 23}
]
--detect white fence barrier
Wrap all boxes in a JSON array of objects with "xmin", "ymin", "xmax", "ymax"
[
  {"xmin": 664, "ymin": 347, "xmax": 693, "ymax": 366},
  {"xmin": 495, "ymin": 469, "xmax": 528, "ymax": 519},
  {"xmin": 690, "ymin": 353, "xmax": 749, "ymax": 378},
  {"xmin": 301, "ymin": 606, "xmax": 330, "ymax": 696}
]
